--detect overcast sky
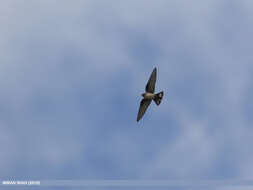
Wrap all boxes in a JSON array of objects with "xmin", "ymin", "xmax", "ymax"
[{"xmin": 1, "ymin": 1, "xmax": 253, "ymax": 190}]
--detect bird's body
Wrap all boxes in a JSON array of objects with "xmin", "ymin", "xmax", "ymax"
[
  {"xmin": 142, "ymin": 92, "xmax": 155, "ymax": 100},
  {"xmin": 137, "ymin": 67, "xmax": 164, "ymax": 122}
]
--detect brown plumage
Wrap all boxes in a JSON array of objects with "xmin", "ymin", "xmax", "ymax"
[{"xmin": 137, "ymin": 67, "xmax": 164, "ymax": 122}]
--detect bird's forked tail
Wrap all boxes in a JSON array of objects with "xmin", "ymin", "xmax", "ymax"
[{"xmin": 154, "ymin": 91, "xmax": 163, "ymax": 105}]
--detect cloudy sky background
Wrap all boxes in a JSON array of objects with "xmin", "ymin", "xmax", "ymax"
[{"xmin": 1, "ymin": 0, "xmax": 253, "ymax": 189}]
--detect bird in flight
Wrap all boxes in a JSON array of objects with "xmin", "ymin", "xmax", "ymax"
[{"xmin": 137, "ymin": 67, "xmax": 164, "ymax": 122}]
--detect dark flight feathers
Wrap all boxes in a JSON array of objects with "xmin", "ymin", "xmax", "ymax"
[
  {"xmin": 145, "ymin": 67, "xmax": 157, "ymax": 93},
  {"xmin": 137, "ymin": 99, "xmax": 152, "ymax": 122}
]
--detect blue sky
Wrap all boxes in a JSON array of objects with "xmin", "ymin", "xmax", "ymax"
[{"xmin": 1, "ymin": 0, "xmax": 253, "ymax": 189}]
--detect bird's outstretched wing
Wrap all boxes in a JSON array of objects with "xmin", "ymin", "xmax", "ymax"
[
  {"xmin": 137, "ymin": 99, "xmax": 152, "ymax": 122},
  {"xmin": 145, "ymin": 67, "xmax": 157, "ymax": 93}
]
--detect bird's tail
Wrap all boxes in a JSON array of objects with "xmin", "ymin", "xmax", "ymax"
[{"xmin": 154, "ymin": 91, "xmax": 164, "ymax": 106}]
